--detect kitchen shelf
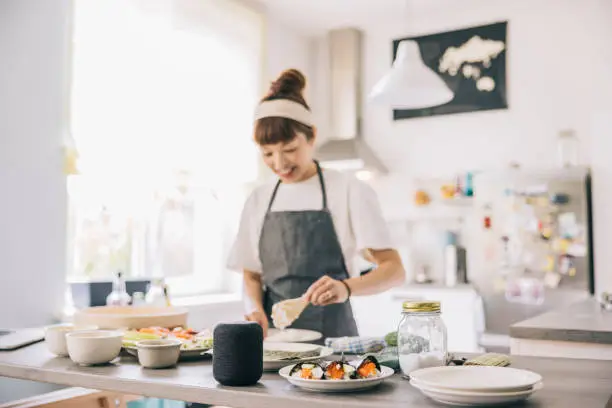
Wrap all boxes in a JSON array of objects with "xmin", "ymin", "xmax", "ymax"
[
  {"xmin": 385, "ymin": 202, "xmax": 473, "ymax": 224},
  {"xmin": 440, "ymin": 196, "xmax": 474, "ymax": 207},
  {"xmin": 473, "ymin": 166, "xmax": 590, "ymax": 183}
]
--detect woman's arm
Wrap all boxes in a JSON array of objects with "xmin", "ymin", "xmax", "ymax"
[
  {"xmin": 345, "ymin": 248, "xmax": 405, "ymax": 296},
  {"xmin": 243, "ymin": 269, "xmax": 269, "ymax": 336},
  {"xmin": 304, "ymin": 248, "xmax": 405, "ymax": 305},
  {"xmin": 243, "ymin": 269, "xmax": 265, "ymax": 311}
]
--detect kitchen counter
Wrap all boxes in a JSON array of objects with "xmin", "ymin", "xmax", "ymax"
[
  {"xmin": 510, "ymin": 298, "xmax": 612, "ymax": 343},
  {"xmin": 1, "ymin": 343, "xmax": 611, "ymax": 407},
  {"xmin": 510, "ymin": 298, "xmax": 612, "ymax": 360}
]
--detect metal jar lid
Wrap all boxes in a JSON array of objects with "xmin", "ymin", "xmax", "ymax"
[{"xmin": 402, "ymin": 301, "xmax": 441, "ymax": 313}]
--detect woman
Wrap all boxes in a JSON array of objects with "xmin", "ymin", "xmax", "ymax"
[{"xmin": 227, "ymin": 69, "xmax": 405, "ymax": 339}]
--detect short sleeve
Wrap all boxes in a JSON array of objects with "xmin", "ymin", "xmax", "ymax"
[
  {"xmin": 348, "ymin": 179, "xmax": 393, "ymax": 252},
  {"xmin": 226, "ymin": 192, "xmax": 262, "ymax": 273}
]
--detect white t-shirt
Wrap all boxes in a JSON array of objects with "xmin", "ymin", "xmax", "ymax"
[{"xmin": 226, "ymin": 169, "xmax": 393, "ymax": 277}]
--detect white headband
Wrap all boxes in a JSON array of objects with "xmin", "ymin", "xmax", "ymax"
[{"xmin": 254, "ymin": 99, "xmax": 314, "ymax": 127}]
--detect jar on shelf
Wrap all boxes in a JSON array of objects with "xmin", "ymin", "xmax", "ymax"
[
  {"xmin": 557, "ymin": 129, "xmax": 579, "ymax": 168},
  {"xmin": 397, "ymin": 301, "xmax": 447, "ymax": 378}
]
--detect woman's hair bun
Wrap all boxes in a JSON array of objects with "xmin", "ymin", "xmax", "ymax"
[{"xmin": 268, "ymin": 68, "xmax": 306, "ymax": 98}]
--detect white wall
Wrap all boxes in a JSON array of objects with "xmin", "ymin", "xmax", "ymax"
[
  {"xmin": 265, "ymin": 17, "xmax": 314, "ymax": 90},
  {"xmin": 0, "ymin": 0, "xmax": 71, "ymax": 401},
  {"xmin": 0, "ymin": 0, "xmax": 70, "ymax": 330},
  {"xmin": 312, "ymin": 0, "xmax": 612, "ymax": 293},
  {"xmin": 0, "ymin": 1, "xmax": 72, "ymax": 326}
]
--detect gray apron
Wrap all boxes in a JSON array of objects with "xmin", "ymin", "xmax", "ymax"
[{"xmin": 259, "ymin": 161, "xmax": 359, "ymax": 338}]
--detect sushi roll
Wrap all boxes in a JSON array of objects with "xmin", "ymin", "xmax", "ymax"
[
  {"xmin": 324, "ymin": 361, "xmax": 356, "ymax": 380},
  {"xmin": 354, "ymin": 356, "xmax": 381, "ymax": 379},
  {"xmin": 289, "ymin": 362, "xmax": 325, "ymax": 380}
]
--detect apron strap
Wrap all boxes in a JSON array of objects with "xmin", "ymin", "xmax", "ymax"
[
  {"xmin": 266, "ymin": 180, "xmax": 282, "ymax": 213},
  {"xmin": 265, "ymin": 160, "xmax": 329, "ymax": 213},
  {"xmin": 314, "ymin": 160, "xmax": 328, "ymax": 210}
]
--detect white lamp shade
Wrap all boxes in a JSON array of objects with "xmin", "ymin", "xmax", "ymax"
[{"xmin": 369, "ymin": 40, "xmax": 454, "ymax": 109}]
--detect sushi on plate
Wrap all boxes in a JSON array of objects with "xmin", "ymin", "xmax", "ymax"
[
  {"xmin": 354, "ymin": 356, "xmax": 381, "ymax": 379},
  {"xmin": 289, "ymin": 362, "xmax": 325, "ymax": 380},
  {"xmin": 324, "ymin": 360, "xmax": 356, "ymax": 380}
]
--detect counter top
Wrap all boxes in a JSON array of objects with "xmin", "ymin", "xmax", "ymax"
[
  {"xmin": 510, "ymin": 298, "xmax": 612, "ymax": 344},
  {"xmin": 1, "ymin": 343, "xmax": 611, "ymax": 407}
]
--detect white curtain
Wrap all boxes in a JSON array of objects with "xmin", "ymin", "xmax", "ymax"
[{"xmin": 71, "ymin": 0, "xmax": 263, "ymax": 186}]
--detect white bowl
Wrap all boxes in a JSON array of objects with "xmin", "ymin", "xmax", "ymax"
[
  {"xmin": 65, "ymin": 330, "xmax": 123, "ymax": 365},
  {"xmin": 44, "ymin": 323, "xmax": 98, "ymax": 356},
  {"xmin": 136, "ymin": 339, "xmax": 182, "ymax": 369},
  {"xmin": 262, "ymin": 342, "xmax": 334, "ymax": 371}
]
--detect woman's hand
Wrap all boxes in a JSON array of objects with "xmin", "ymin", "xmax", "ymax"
[
  {"xmin": 245, "ymin": 309, "xmax": 269, "ymax": 337},
  {"xmin": 304, "ymin": 276, "xmax": 350, "ymax": 306}
]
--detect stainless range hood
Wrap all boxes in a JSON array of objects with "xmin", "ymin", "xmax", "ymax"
[{"xmin": 315, "ymin": 28, "xmax": 388, "ymax": 176}]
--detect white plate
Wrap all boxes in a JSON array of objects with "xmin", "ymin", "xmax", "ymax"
[
  {"xmin": 263, "ymin": 342, "xmax": 333, "ymax": 371},
  {"xmin": 279, "ymin": 364, "xmax": 394, "ymax": 393},
  {"xmin": 412, "ymin": 381, "xmax": 543, "ymax": 406},
  {"xmin": 409, "ymin": 366, "xmax": 542, "ymax": 392},
  {"xmin": 265, "ymin": 328, "xmax": 322, "ymax": 343}
]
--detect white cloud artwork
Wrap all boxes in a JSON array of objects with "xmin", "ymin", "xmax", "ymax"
[
  {"xmin": 476, "ymin": 76, "xmax": 496, "ymax": 92},
  {"xmin": 438, "ymin": 35, "xmax": 506, "ymax": 80}
]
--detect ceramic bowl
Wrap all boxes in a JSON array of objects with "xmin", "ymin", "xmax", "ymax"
[
  {"xmin": 44, "ymin": 323, "xmax": 98, "ymax": 356},
  {"xmin": 136, "ymin": 339, "xmax": 182, "ymax": 369},
  {"xmin": 65, "ymin": 330, "xmax": 123, "ymax": 365}
]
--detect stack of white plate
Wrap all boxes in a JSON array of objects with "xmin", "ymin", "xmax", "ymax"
[
  {"xmin": 409, "ymin": 366, "xmax": 543, "ymax": 406},
  {"xmin": 262, "ymin": 342, "xmax": 333, "ymax": 371}
]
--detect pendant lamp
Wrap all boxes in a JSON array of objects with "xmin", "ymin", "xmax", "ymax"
[{"xmin": 369, "ymin": 40, "xmax": 454, "ymax": 109}]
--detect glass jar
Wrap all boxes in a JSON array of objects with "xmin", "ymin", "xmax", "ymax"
[
  {"xmin": 397, "ymin": 301, "xmax": 447, "ymax": 378},
  {"xmin": 131, "ymin": 291, "xmax": 146, "ymax": 306}
]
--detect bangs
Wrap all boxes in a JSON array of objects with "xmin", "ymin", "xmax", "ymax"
[{"xmin": 254, "ymin": 117, "xmax": 311, "ymax": 145}]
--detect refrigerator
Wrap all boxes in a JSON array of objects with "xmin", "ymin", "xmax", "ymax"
[{"xmin": 468, "ymin": 166, "xmax": 594, "ymax": 347}]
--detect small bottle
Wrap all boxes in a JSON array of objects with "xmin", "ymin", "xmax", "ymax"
[
  {"xmin": 163, "ymin": 284, "xmax": 172, "ymax": 307},
  {"xmin": 106, "ymin": 270, "xmax": 131, "ymax": 306},
  {"xmin": 145, "ymin": 278, "xmax": 167, "ymax": 307},
  {"xmin": 443, "ymin": 231, "xmax": 458, "ymax": 287}
]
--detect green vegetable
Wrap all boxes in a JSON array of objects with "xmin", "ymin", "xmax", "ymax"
[
  {"xmin": 122, "ymin": 331, "xmax": 162, "ymax": 348},
  {"xmin": 123, "ymin": 331, "xmax": 161, "ymax": 341},
  {"xmin": 384, "ymin": 331, "xmax": 398, "ymax": 347}
]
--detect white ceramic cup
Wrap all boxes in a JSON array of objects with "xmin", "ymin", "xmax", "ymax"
[
  {"xmin": 136, "ymin": 339, "xmax": 182, "ymax": 369},
  {"xmin": 44, "ymin": 323, "xmax": 98, "ymax": 356},
  {"xmin": 65, "ymin": 330, "xmax": 123, "ymax": 365}
]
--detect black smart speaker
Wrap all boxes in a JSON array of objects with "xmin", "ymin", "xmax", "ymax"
[{"xmin": 212, "ymin": 321, "xmax": 263, "ymax": 386}]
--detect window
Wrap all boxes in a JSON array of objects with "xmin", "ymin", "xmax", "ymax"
[{"xmin": 67, "ymin": 0, "xmax": 264, "ymax": 296}]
